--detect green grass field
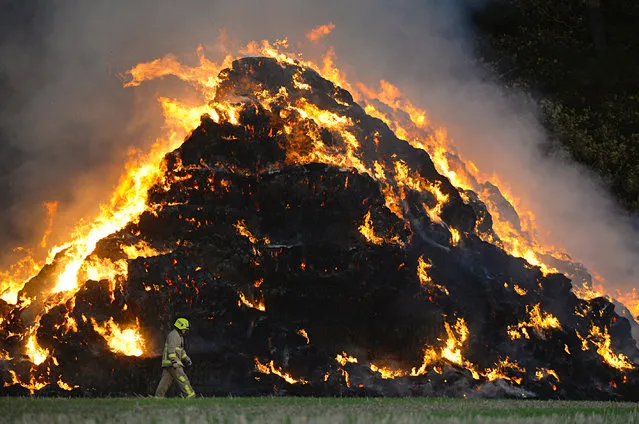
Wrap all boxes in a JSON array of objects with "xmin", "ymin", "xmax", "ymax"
[{"xmin": 1, "ymin": 397, "xmax": 638, "ymax": 424}]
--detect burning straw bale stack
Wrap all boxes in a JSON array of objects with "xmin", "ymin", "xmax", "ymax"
[{"xmin": 1, "ymin": 57, "xmax": 638, "ymax": 399}]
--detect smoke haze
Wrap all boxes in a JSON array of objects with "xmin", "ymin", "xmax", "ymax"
[{"xmin": 0, "ymin": 0, "xmax": 637, "ymax": 292}]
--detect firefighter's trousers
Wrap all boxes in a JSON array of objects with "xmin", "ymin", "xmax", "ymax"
[{"xmin": 155, "ymin": 366, "xmax": 195, "ymax": 398}]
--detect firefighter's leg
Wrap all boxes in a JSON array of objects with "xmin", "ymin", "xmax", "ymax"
[
  {"xmin": 168, "ymin": 366, "xmax": 196, "ymax": 398},
  {"xmin": 154, "ymin": 368, "xmax": 174, "ymax": 397}
]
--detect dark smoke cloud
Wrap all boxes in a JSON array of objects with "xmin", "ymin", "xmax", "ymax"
[{"xmin": 0, "ymin": 0, "xmax": 637, "ymax": 293}]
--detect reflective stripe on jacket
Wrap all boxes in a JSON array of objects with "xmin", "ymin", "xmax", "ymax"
[{"xmin": 161, "ymin": 329, "xmax": 190, "ymax": 368}]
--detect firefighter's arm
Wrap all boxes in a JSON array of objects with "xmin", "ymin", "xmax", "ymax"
[
  {"xmin": 182, "ymin": 354, "xmax": 192, "ymax": 367},
  {"xmin": 166, "ymin": 331, "xmax": 181, "ymax": 367},
  {"xmin": 180, "ymin": 346, "xmax": 192, "ymax": 367}
]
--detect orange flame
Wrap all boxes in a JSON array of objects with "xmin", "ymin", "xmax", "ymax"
[
  {"xmin": 513, "ymin": 284, "xmax": 527, "ymax": 296},
  {"xmin": 369, "ymin": 363, "xmax": 409, "ymax": 379},
  {"xmin": 335, "ymin": 352, "xmax": 359, "ymax": 366},
  {"xmin": 615, "ymin": 289, "xmax": 639, "ymax": 318},
  {"xmin": 485, "ymin": 357, "xmax": 525, "ymax": 385},
  {"xmin": 3, "ymin": 370, "xmax": 48, "ymax": 395},
  {"xmin": 535, "ymin": 368, "xmax": 560, "ymax": 382},
  {"xmin": 0, "ymin": 248, "xmax": 41, "ymax": 304},
  {"xmin": 91, "ymin": 317, "xmax": 145, "ymax": 357},
  {"xmin": 306, "ymin": 22, "xmax": 335, "ymax": 43},
  {"xmin": 297, "ymin": 329, "xmax": 310, "ymax": 344},
  {"xmin": 25, "ymin": 330, "xmax": 49, "ymax": 366},
  {"xmin": 449, "ymin": 227, "xmax": 461, "ymax": 246},
  {"xmin": 358, "ymin": 210, "xmax": 384, "ymax": 245},
  {"xmin": 368, "ymin": 317, "xmax": 479, "ymax": 380},
  {"xmin": 238, "ymin": 291, "xmax": 266, "ymax": 311},
  {"xmin": 0, "ymin": 31, "xmax": 635, "ymax": 391},
  {"xmin": 417, "ymin": 256, "xmax": 449, "ymax": 295},
  {"xmin": 234, "ymin": 220, "xmax": 271, "ymax": 245},
  {"xmin": 57, "ymin": 379, "xmax": 78, "ymax": 391},
  {"xmin": 507, "ymin": 303, "xmax": 561, "ymax": 340},
  {"xmin": 254, "ymin": 358, "xmax": 308, "ymax": 384},
  {"xmin": 579, "ymin": 325, "xmax": 635, "ymax": 371},
  {"xmin": 120, "ymin": 240, "xmax": 166, "ymax": 259},
  {"xmin": 40, "ymin": 201, "xmax": 59, "ymax": 248}
]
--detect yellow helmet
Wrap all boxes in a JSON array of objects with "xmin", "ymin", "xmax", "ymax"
[{"xmin": 174, "ymin": 318, "xmax": 190, "ymax": 331}]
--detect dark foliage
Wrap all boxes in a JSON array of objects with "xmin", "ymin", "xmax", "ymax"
[{"xmin": 473, "ymin": 0, "xmax": 639, "ymax": 210}]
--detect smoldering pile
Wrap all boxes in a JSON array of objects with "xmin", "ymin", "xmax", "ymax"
[{"xmin": 1, "ymin": 57, "xmax": 637, "ymax": 399}]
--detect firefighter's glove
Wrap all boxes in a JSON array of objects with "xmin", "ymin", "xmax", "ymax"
[
  {"xmin": 184, "ymin": 357, "xmax": 193, "ymax": 367},
  {"xmin": 171, "ymin": 361, "xmax": 180, "ymax": 370}
]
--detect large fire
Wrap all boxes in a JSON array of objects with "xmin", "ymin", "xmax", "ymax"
[{"xmin": 0, "ymin": 26, "xmax": 636, "ymax": 396}]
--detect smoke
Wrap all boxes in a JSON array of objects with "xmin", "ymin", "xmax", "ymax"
[{"xmin": 0, "ymin": 0, "xmax": 637, "ymax": 293}]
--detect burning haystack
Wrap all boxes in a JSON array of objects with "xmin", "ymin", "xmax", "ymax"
[{"xmin": 1, "ymin": 54, "xmax": 637, "ymax": 399}]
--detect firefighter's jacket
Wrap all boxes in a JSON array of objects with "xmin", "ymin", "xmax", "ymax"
[{"xmin": 161, "ymin": 329, "xmax": 191, "ymax": 368}]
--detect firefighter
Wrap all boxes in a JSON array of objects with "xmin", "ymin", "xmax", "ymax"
[{"xmin": 154, "ymin": 317, "xmax": 196, "ymax": 398}]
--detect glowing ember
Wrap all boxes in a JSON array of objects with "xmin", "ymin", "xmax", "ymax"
[{"xmin": 234, "ymin": 220, "xmax": 271, "ymax": 244}]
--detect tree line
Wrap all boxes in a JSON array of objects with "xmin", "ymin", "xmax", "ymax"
[{"xmin": 474, "ymin": 0, "xmax": 639, "ymax": 211}]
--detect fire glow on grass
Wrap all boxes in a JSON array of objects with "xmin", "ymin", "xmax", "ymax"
[{"xmin": 0, "ymin": 24, "xmax": 636, "ymax": 393}]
